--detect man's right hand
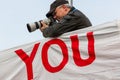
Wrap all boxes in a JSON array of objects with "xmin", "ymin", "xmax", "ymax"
[{"xmin": 40, "ymin": 21, "xmax": 48, "ymax": 32}]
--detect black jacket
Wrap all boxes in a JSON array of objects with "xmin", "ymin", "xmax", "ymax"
[{"xmin": 42, "ymin": 7, "xmax": 92, "ymax": 37}]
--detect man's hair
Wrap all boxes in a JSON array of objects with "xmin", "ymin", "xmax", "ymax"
[
  {"xmin": 58, "ymin": 4, "xmax": 72, "ymax": 8},
  {"xmin": 64, "ymin": 4, "xmax": 72, "ymax": 8}
]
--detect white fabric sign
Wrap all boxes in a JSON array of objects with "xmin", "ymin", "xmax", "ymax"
[{"xmin": 0, "ymin": 20, "xmax": 120, "ymax": 80}]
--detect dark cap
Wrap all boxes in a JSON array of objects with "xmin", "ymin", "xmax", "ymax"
[{"xmin": 46, "ymin": 0, "xmax": 69, "ymax": 17}]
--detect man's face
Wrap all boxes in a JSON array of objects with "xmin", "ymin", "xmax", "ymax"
[{"xmin": 53, "ymin": 5, "xmax": 67, "ymax": 20}]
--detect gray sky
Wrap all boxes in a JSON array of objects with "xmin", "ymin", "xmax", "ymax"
[{"xmin": 0, "ymin": 0, "xmax": 120, "ymax": 51}]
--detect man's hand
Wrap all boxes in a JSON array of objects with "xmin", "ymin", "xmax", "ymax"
[{"xmin": 40, "ymin": 21, "xmax": 48, "ymax": 32}]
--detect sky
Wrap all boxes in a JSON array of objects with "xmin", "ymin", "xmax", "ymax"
[{"xmin": 0, "ymin": 0, "xmax": 120, "ymax": 51}]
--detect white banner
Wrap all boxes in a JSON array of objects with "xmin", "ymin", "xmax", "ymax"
[{"xmin": 0, "ymin": 20, "xmax": 120, "ymax": 80}]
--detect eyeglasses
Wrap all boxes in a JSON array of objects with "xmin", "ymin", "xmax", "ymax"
[{"xmin": 52, "ymin": 11, "xmax": 56, "ymax": 16}]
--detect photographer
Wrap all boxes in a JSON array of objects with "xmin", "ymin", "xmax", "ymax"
[{"xmin": 40, "ymin": 0, "xmax": 92, "ymax": 37}]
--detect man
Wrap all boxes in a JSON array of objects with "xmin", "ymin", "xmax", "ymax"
[{"xmin": 40, "ymin": 0, "xmax": 92, "ymax": 37}]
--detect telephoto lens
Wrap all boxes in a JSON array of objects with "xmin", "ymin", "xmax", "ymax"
[{"xmin": 27, "ymin": 18, "xmax": 51, "ymax": 32}]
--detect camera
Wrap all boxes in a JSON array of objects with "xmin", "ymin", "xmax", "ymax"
[{"xmin": 26, "ymin": 18, "xmax": 51, "ymax": 32}]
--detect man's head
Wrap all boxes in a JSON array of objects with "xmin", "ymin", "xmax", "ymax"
[{"xmin": 46, "ymin": 0, "xmax": 71, "ymax": 20}]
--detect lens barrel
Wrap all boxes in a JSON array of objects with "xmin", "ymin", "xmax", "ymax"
[
  {"xmin": 26, "ymin": 18, "xmax": 51, "ymax": 32},
  {"xmin": 27, "ymin": 21, "xmax": 41, "ymax": 32}
]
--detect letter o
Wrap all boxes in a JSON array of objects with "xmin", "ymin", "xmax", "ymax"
[{"xmin": 42, "ymin": 39, "xmax": 68, "ymax": 73}]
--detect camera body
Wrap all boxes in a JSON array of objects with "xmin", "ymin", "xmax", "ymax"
[{"xmin": 27, "ymin": 18, "xmax": 51, "ymax": 32}]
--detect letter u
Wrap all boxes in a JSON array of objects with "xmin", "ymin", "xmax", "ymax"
[{"xmin": 70, "ymin": 32, "xmax": 96, "ymax": 67}]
